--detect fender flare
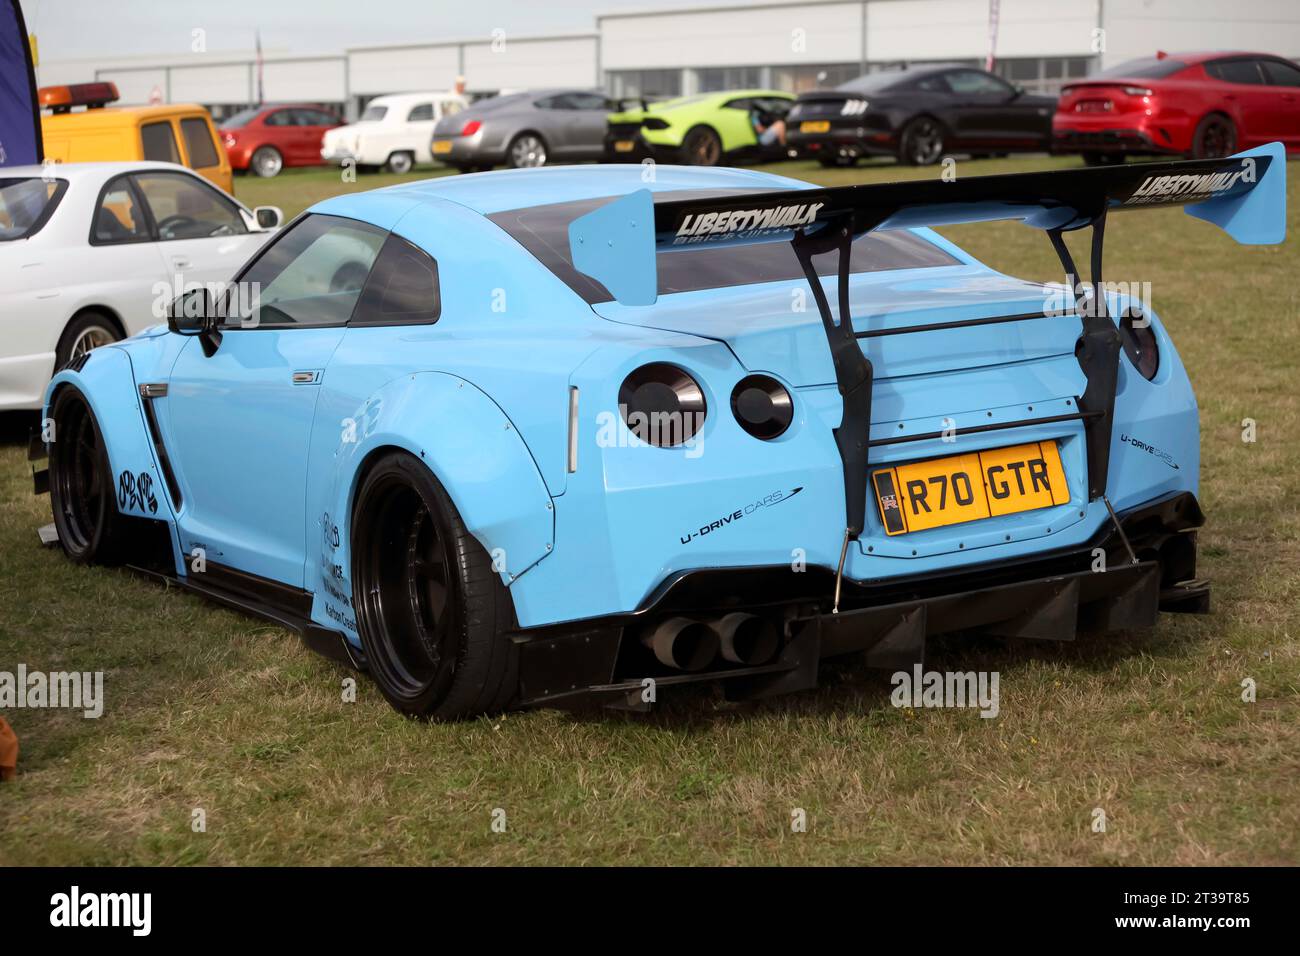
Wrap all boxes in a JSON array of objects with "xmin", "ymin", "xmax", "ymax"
[
  {"xmin": 45, "ymin": 347, "xmax": 175, "ymax": 524},
  {"xmin": 311, "ymin": 371, "xmax": 554, "ymax": 642}
]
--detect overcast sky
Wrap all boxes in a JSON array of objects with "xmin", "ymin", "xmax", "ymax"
[{"xmin": 20, "ymin": 0, "xmax": 750, "ymax": 61}]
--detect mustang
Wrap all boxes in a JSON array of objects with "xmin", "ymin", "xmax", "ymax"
[{"xmin": 33, "ymin": 145, "xmax": 1285, "ymax": 719}]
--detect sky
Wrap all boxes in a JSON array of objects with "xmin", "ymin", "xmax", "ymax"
[{"xmin": 19, "ymin": 0, "xmax": 754, "ymax": 61}]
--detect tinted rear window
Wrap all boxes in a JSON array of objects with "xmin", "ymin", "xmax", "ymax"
[
  {"xmin": 141, "ymin": 121, "xmax": 181, "ymax": 163},
  {"xmin": 181, "ymin": 117, "xmax": 220, "ymax": 168},
  {"xmin": 489, "ymin": 191, "xmax": 960, "ymax": 304},
  {"xmin": 0, "ymin": 178, "xmax": 67, "ymax": 241},
  {"xmin": 1092, "ymin": 57, "xmax": 1188, "ymax": 79},
  {"xmin": 836, "ymin": 71, "xmax": 911, "ymax": 93}
]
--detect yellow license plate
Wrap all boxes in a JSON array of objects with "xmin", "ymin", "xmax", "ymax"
[
  {"xmin": 432, "ymin": 140, "xmax": 453, "ymax": 154},
  {"xmin": 800, "ymin": 120, "xmax": 831, "ymax": 133},
  {"xmin": 613, "ymin": 140, "xmax": 637, "ymax": 153},
  {"xmin": 872, "ymin": 441, "xmax": 1069, "ymax": 536}
]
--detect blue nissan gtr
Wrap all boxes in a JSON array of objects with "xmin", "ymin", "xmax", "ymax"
[{"xmin": 34, "ymin": 144, "xmax": 1286, "ymax": 718}]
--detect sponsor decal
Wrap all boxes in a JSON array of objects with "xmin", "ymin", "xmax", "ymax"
[
  {"xmin": 673, "ymin": 202, "xmax": 825, "ymax": 244},
  {"xmin": 1123, "ymin": 157, "xmax": 1256, "ymax": 206},
  {"xmin": 679, "ymin": 487, "xmax": 802, "ymax": 544},
  {"xmin": 117, "ymin": 469, "xmax": 158, "ymax": 515},
  {"xmin": 1120, "ymin": 433, "xmax": 1180, "ymax": 470}
]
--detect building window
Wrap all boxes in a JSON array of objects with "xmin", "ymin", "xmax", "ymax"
[
  {"xmin": 698, "ymin": 66, "xmax": 764, "ymax": 92},
  {"xmin": 770, "ymin": 63, "xmax": 860, "ymax": 93},
  {"xmin": 607, "ymin": 70, "xmax": 683, "ymax": 99},
  {"xmin": 993, "ymin": 56, "xmax": 1094, "ymax": 94}
]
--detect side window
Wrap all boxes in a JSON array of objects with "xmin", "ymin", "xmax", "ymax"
[
  {"xmin": 1262, "ymin": 59, "xmax": 1300, "ymax": 87},
  {"xmin": 300, "ymin": 109, "xmax": 337, "ymax": 126},
  {"xmin": 134, "ymin": 172, "xmax": 246, "ymax": 240},
  {"xmin": 407, "ymin": 103, "xmax": 434, "ymax": 122},
  {"xmin": 567, "ymin": 92, "xmax": 611, "ymax": 110},
  {"xmin": 946, "ymin": 70, "xmax": 1012, "ymax": 95},
  {"xmin": 723, "ymin": 98, "xmax": 754, "ymax": 111},
  {"xmin": 140, "ymin": 121, "xmax": 180, "ymax": 163},
  {"xmin": 265, "ymin": 110, "xmax": 294, "ymax": 127},
  {"xmin": 1206, "ymin": 59, "xmax": 1263, "ymax": 84},
  {"xmin": 534, "ymin": 96, "xmax": 560, "ymax": 110},
  {"xmin": 913, "ymin": 74, "xmax": 951, "ymax": 93},
  {"xmin": 92, "ymin": 177, "xmax": 149, "ymax": 244},
  {"xmin": 232, "ymin": 214, "xmax": 386, "ymax": 328},
  {"xmin": 180, "ymin": 118, "xmax": 220, "ymax": 169},
  {"xmin": 440, "ymin": 100, "xmax": 464, "ymax": 118},
  {"xmin": 351, "ymin": 234, "xmax": 440, "ymax": 326}
]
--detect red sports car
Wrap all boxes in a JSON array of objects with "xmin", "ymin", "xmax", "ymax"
[
  {"xmin": 1053, "ymin": 51, "xmax": 1300, "ymax": 164},
  {"xmin": 220, "ymin": 104, "xmax": 343, "ymax": 177}
]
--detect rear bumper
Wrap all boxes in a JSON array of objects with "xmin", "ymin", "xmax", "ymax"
[
  {"xmin": 1051, "ymin": 125, "xmax": 1182, "ymax": 156},
  {"xmin": 508, "ymin": 490, "xmax": 1208, "ymax": 709},
  {"xmin": 0, "ymin": 351, "xmax": 56, "ymax": 411},
  {"xmin": 787, "ymin": 128, "xmax": 897, "ymax": 160}
]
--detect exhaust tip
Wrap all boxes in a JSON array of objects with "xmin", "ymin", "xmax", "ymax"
[
  {"xmin": 716, "ymin": 612, "xmax": 779, "ymax": 666},
  {"xmin": 644, "ymin": 617, "xmax": 719, "ymax": 672}
]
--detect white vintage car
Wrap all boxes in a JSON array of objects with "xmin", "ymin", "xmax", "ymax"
[
  {"xmin": 320, "ymin": 92, "xmax": 468, "ymax": 173},
  {"xmin": 0, "ymin": 161, "xmax": 282, "ymax": 411}
]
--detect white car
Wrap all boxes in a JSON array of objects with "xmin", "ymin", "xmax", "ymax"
[
  {"xmin": 0, "ymin": 161, "xmax": 282, "ymax": 411},
  {"xmin": 320, "ymin": 92, "xmax": 468, "ymax": 173}
]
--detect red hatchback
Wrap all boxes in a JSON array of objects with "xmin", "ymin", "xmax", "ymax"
[
  {"xmin": 220, "ymin": 104, "xmax": 343, "ymax": 177},
  {"xmin": 1053, "ymin": 51, "xmax": 1300, "ymax": 164}
]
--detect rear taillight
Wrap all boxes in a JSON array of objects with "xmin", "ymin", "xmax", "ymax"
[
  {"xmin": 222, "ymin": 132, "xmax": 237, "ymax": 148},
  {"xmin": 619, "ymin": 363, "xmax": 707, "ymax": 448},
  {"xmin": 1121, "ymin": 86, "xmax": 1153, "ymax": 97},
  {"xmin": 460, "ymin": 120, "xmax": 481, "ymax": 137}
]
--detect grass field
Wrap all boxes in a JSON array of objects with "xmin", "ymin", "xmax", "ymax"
[{"xmin": 1, "ymin": 156, "xmax": 1297, "ymax": 866}]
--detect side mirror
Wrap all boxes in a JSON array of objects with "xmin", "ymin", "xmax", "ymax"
[
  {"xmin": 167, "ymin": 288, "xmax": 212, "ymax": 335},
  {"xmin": 254, "ymin": 205, "xmax": 283, "ymax": 230},
  {"xmin": 1010, "ymin": 84, "xmax": 1025, "ymax": 99},
  {"xmin": 166, "ymin": 287, "xmax": 224, "ymax": 356}
]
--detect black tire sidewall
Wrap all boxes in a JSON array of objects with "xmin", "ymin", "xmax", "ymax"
[
  {"xmin": 55, "ymin": 312, "xmax": 119, "ymax": 371},
  {"xmin": 898, "ymin": 117, "xmax": 944, "ymax": 166},
  {"xmin": 48, "ymin": 386, "xmax": 123, "ymax": 565},
  {"xmin": 683, "ymin": 126, "xmax": 722, "ymax": 166},
  {"xmin": 1193, "ymin": 114, "xmax": 1236, "ymax": 159},
  {"xmin": 351, "ymin": 452, "xmax": 515, "ymax": 719}
]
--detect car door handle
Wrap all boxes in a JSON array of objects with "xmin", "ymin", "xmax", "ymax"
[{"xmin": 171, "ymin": 256, "xmax": 192, "ymax": 269}]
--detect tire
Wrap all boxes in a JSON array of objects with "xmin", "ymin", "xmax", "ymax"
[
  {"xmin": 48, "ymin": 386, "xmax": 128, "ymax": 566},
  {"xmin": 1190, "ymin": 114, "xmax": 1237, "ymax": 159},
  {"xmin": 351, "ymin": 451, "xmax": 518, "ymax": 719},
  {"xmin": 250, "ymin": 146, "xmax": 283, "ymax": 178},
  {"xmin": 1081, "ymin": 151, "xmax": 1117, "ymax": 167},
  {"xmin": 681, "ymin": 126, "xmax": 723, "ymax": 166},
  {"xmin": 385, "ymin": 151, "xmax": 415, "ymax": 174},
  {"xmin": 55, "ymin": 311, "xmax": 120, "ymax": 371},
  {"xmin": 897, "ymin": 116, "xmax": 945, "ymax": 166},
  {"xmin": 506, "ymin": 132, "xmax": 548, "ymax": 168}
]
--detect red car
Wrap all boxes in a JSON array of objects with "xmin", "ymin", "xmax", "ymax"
[
  {"xmin": 219, "ymin": 104, "xmax": 343, "ymax": 177},
  {"xmin": 1053, "ymin": 51, "xmax": 1300, "ymax": 164}
]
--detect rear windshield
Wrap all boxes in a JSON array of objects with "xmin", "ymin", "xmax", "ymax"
[
  {"xmin": 835, "ymin": 71, "xmax": 910, "ymax": 93},
  {"xmin": 221, "ymin": 108, "xmax": 262, "ymax": 128},
  {"xmin": 360, "ymin": 104, "xmax": 388, "ymax": 121},
  {"xmin": 489, "ymin": 190, "xmax": 960, "ymax": 304},
  {"xmin": 1091, "ymin": 57, "xmax": 1188, "ymax": 79},
  {"xmin": 0, "ymin": 178, "xmax": 67, "ymax": 241}
]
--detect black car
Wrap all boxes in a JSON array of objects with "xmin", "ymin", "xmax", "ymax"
[{"xmin": 787, "ymin": 65, "xmax": 1057, "ymax": 166}]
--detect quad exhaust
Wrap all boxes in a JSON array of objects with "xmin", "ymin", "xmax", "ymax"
[
  {"xmin": 714, "ymin": 612, "xmax": 779, "ymax": 666},
  {"xmin": 642, "ymin": 617, "xmax": 719, "ymax": 672},
  {"xmin": 641, "ymin": 613, "xmax": 779, "ymax": 671}
]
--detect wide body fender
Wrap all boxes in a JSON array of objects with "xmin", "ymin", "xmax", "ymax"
[
  {"xmin": 305, "ymin": 370, "xmax": 555, "ymax": 647},
  {"xmin": 45, "ymin": 343, "xmax": 179, "ymax": 526}
]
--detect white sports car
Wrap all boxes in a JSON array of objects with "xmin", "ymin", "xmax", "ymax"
[{"xmin": 0, "ymin": 161, "xmax": 282, "ymax": 411}]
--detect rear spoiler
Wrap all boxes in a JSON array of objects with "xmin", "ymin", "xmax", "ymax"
[{"xmin": 569, "ymin": 144, "xmax": 1287, "ymax": 608}]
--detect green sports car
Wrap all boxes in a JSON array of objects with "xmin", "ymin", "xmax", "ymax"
[{"xmin": 606, "ymin": 90, "xmax": 795, "ymax": 166}]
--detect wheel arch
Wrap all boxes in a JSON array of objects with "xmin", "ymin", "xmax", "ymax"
[
  {"xmin": 62, "ymin": 304, "xmax": 127, "ymax": 345},
  {"xmin": 315, "ymin": 371, "xmax": 555, "ymax": 636}
]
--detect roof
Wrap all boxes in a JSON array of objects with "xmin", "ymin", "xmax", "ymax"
[
  {"xmin": 367, "ymin": 91, "xmax": 464, "ymax": 106},
  {"xmin": 0, "ymin": 160, "xmax": 198, "ymax": 181},
  {"xmin": 42, "ymin": 103, "xmax": 211, "ymax": 124},
  {"xmin": 376, "ymin": 163, "xmax": 813, "ymax": 215}
]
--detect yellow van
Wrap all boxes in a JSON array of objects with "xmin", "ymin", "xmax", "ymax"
[{"xmin": 39, "ymin": 82, "xmax": 233, "ymax": 195}]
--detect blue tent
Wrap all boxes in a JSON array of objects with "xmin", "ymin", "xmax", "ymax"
[{"xmin": 0, "ymin": 0, "xmax": 41, "ymax": 166}]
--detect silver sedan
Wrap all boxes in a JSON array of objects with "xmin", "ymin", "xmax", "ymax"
[{"xmin": 431, "ymin": 89, "xmax": 615, "ymax": 171}]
